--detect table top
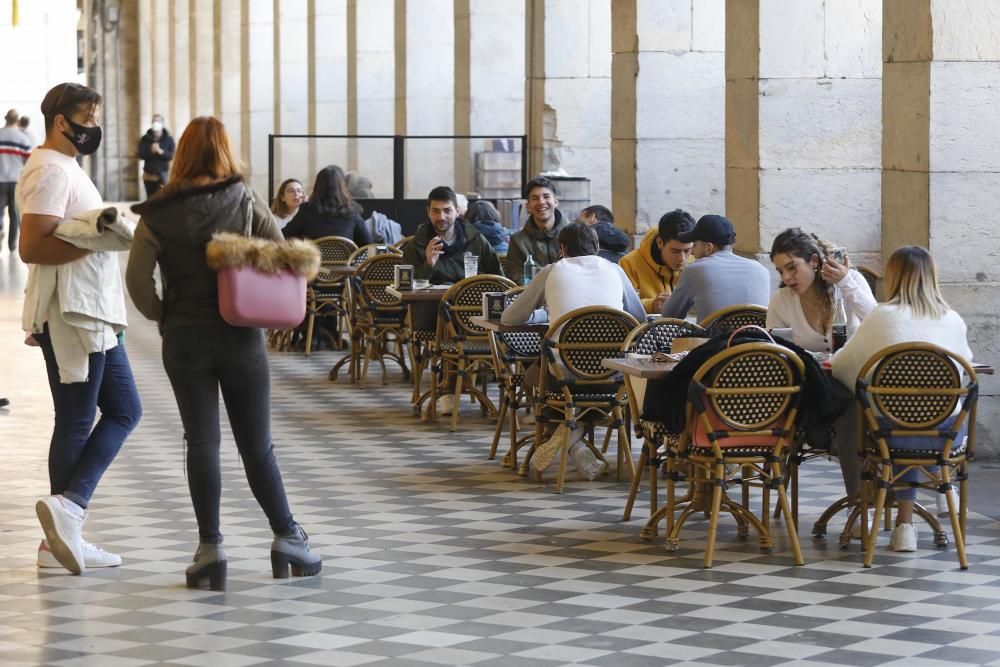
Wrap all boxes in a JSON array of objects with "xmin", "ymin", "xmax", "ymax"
[
  {"xmin": 602, "ymin": 357, "xmax": 679, "ymax": 379},
  {"xmin": 386, "ymin": 284, "xmax": 452, "ymax": 302},
  {"xmin": 469, "ymin": 316, "xmax": 549, "ymax": 334}
]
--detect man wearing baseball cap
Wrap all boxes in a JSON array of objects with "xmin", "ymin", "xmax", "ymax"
[{"xmin": 660, "ymin": 214, "xmax": 770, "ymax": 324}]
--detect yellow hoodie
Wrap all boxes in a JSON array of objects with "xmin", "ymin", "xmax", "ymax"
[{"xmin": 619, "ymin": 229, "xmax": 682, "ymax": 313}]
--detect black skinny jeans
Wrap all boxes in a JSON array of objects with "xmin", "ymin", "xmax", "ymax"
[{"xmin": 162, "ymin": 326, "xmax": 295, "ymax": 544}]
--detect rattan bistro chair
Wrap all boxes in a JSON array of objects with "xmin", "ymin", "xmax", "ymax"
[
  {"xmin": 621, "ymin": 318, "xmax": 708, "ymax": 531},
  {"xmin": 303, "ymin": 236, "xmax": 357, "ymax": 356},
  {"xmin": 353, "ymin": 253, "xmax": 410, "ymax": 388},
  {"xmin": 855, "ymin": 343, "xmax": 978, "ymax": 569},
  {"xmin": 432, "ymin": 274, "xmax": 516, "ymax": 431},
  {"xmin": 528, "ymin": 306, "xmax": 640, "ymax": 494},
  {"xmin": 700, "ymin": 304, "xmax": 768, "ymax": 337},
  {"xmin": 486, "ymin": 287, "xmax": 543, "ymax": 470},
  {"xmin": 664, "ymin": 341, "xmax": 805, "ymax": 568},
  {"xmin": 856, "ymin": 265, "xmax": 883, "ymax": 301}
]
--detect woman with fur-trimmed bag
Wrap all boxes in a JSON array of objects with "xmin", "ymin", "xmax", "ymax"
[{"xmin": 126, "ymin": 116, "xmax": 322, "ymax": 591}]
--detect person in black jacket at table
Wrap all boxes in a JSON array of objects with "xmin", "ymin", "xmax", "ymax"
[{"xmin": 282, "ymin": 164, "xmax": 372, "ymax": 246}]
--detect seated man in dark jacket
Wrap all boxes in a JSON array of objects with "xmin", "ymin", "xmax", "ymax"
[
  {"xmin": 579, "ymin": 204, "xmax": 629, "ymax": 264},
  {"xmin": 402, "ymin": 185, "xmax": 504, "ymax": 416}
]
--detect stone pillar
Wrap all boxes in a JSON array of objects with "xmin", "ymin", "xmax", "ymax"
[
  {"xmin": 612, "ymin": 0, "xmax": 725, "ymax": 235},
  {"xmin": 397, "ymin": 0, "xmax": 455, "ymax": 197},
  {"xmin": 275, "ymin": 0, "xmax": 309, "ymax": 188},
  {"xmin": 726, "ymin": 0, "xmax": 882, "ymax": 260},
  {"xmin": 244, "ymin": 0, "xmax": 275, "ymax": 194},
  {"xmin": 170, "ymin": 0, "xmax": 191, "ymax": 135},
  {"xmin": 454, "ymin": 0, "xmax": 525, "ymax": 196},
  {"xmin": 150, "ymin": 0, "xmax": 171, "ymax": 133},
  {"xmin": 310, "ymin": 0, "xmax": 348, "ymax": 180},
  {"xmin": 217, "ymin": 0, "xmax": 244, "ymax": 161},
  {"xmin": 348, "ymin": 0, "xmax": 395, "ymax": 192},
  {"xmin": 883, "ymin": 0, "xmax": 1000, "ymax": 452},
  {"xmin": 525, "ymin": 0, "xmax": 612, "ymax": 206},
  {"xmin": 190, "ymin": 0, "xmax": 215, "ymax": 118}
]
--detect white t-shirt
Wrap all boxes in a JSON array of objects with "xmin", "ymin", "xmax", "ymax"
[
  {"xmin": 273, "ymin": 211, "xmax": 296, "ymax": 230},
  {"xmin": 18, "ymin": 148, "xmax": 111, "ymax": 332}
]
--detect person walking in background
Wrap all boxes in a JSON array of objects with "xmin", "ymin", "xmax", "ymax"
[
  {"xmin": 270, "ymin": 178, "xmax": 305, "ymax": 229},
  {"xmin": 282, "ymin": 164, "xmax": 372, "ymax": 246},
  {"xmin": 18, "ymin": 82, "xmax": 142, "ymax": 574},
  {"xmin": 137, "ymin": 113, "xmax": 174, "ymax": 199},
  {"xmin": 18, "ymin": 115, "xmax": 37, "ymax": 148},
  {"xmin": 1, "ymin": 108, "xmax": 32, "ymax": 253},
  {"xmin": 127, "ymin": 116, "xmax": 321, "ymax": 590}
]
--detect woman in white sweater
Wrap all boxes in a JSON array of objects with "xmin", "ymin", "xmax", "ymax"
[
  {"xmin": 831, "ymin": 246, "xmax": 972, "ymax": 552},
  {"xmin": 766, "ymin": 228, "xmax": 876, "ymax": 353}
]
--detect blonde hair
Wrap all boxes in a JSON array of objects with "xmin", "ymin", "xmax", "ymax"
[
  {"xmin": 884, "ymin": 246, "xmax": 950, "ymax": 319},
  {"xmin": 169, "ymin": 116, "xmax": 243, "ymax": 184}
]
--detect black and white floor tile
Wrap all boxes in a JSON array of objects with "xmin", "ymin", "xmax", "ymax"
[{"xmin": 2, "ymin": 252, "xmax": 1000, "ymax": 667}]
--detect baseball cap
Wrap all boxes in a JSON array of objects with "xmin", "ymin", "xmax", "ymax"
[{"xmin": 676, "ymin": 214, "xmax": 735, "ymax": 245}]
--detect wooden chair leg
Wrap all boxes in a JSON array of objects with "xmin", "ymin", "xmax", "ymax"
[{"xmin": 623, "ymin": 443, "xmax": 648, "ymax": 521}]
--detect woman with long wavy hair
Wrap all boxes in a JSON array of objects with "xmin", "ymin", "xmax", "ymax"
[
  {"xmin": 126, "ymin": 116, "xmax": 321, "ymax": 590},
  {"xmin": 282, "ymin": 164, "xmax": 372, "ymax": 245}
]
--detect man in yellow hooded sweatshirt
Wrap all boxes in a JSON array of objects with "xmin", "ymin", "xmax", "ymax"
[{"xmin": 619, "ymin": 209, "xmax": 695, "ymax": 313}]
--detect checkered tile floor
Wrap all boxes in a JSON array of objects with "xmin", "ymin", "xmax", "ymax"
[{"xmin": 3, "ymin": 251, "xmax": 1000, "ymax": 667}]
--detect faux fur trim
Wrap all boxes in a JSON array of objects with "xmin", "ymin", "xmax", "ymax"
[
  {"xmin": 205, "ymin": 233, "xmax": 321, "ymax": 280},
  {"xmin": 131, "ymin": 175, "xmax": 244, "ymax": 214}
]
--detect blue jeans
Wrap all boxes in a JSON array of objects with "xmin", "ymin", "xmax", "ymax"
[
  {"xmin": 162, "ymin": 326, "xmax": 295, "ymax": 544},
  {"xmin": 880, "ymin": 415, "xmax": 967, "ymax": 501},
  {"xmin": 35, "ymin": 327, "xmax": 142, "ymax": 509}
]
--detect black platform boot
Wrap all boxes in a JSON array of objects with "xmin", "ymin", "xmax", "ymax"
[
  {"xmin": 271, "ymin": 524, "xmax": 322, "ymax": 578},
  {"xmin": 186, "ymin": 543, "xmax": 227, "ymax": 591}
]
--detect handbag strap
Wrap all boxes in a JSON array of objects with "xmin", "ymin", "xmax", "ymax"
[
  {"xmin": 243, "ymin": 184, "xmax": 254, "ymax": 237},
  {"xmin": 727, "ymin": 325, "xmax": 774, "ymax": 348}
]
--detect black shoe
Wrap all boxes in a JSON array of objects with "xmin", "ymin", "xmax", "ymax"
[
  {"xmin": 186, "ymin": 543, "xmax": 227, "ymax": 591},
  {"xmin": 0, "ymin": 398, "xmax": 8, "ymax": 408},
  {"xmin": 271, "ymin": 524, "xmax": 322, "ymax": 578}
]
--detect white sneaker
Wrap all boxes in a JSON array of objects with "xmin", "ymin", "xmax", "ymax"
[
  {"xmin": 436, "ymin": 394, "xmax": 456, "ymax": 416},
  {"xmin": 890, "ymin": 522, "xmax": 918, "ymax": 552},
  {"xmin": 38, "ymin": 539, "xmax": 121, "ymax": 569},
  {"xmin": 532, "ymin": 424, "xmax": 567, "ymax": 472},
  {"xmin": 35, "ymin": 495, "xmax": 86, "ymax": 574},
  {"xmin": 571, "ymin": 443, "xmax": 608, "ymax": 481},
  {"xmin": 850, "ymin": 509, "xmax": 875, "ymax": 539},
  {"xmin": 937, "ymin": 489, "xmax": 960, "ymax": 517}
]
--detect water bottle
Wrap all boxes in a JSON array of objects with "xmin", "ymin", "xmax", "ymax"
[
  {"xmin": 522, "ymin": 254, "xmax": 538, "ymax": 286},
  {"xmin": 831, "ymin": 297, "xmax": 848, "ymax": 352}
]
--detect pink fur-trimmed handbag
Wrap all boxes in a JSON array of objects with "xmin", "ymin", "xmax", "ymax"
[{"xmin": 208, "ymin": 187, "xmax": 319, "ymax": 329}]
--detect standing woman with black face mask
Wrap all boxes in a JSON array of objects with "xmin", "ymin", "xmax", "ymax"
[{"xmin": 17, "ymin": 82, "xmax": 142, "ymax": 575}]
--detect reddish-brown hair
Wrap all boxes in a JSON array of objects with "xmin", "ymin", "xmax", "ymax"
[{"xmin": 169, "ymin": 116, "xmax": 243, "ymax": 183}]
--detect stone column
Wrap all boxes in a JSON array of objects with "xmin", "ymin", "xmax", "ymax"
[
  {"xmin": 217, "ymin": 0, "xmax": 244, "ymax": 161},
  {"xmin": 454, "ymin": 0, "xmax": 525, "ymax": 196},
  {"xmin": 150, "ymin": 0, "xmax": 171, "ymax": 132},
  {"xmin": 525, "ymin": 0, "xmax": 612, "ymax": 206},
  {"xmin": 612, "ymin": 0, "xmax": 725, "ymax": 236},
  {"xmin": 397, "ymin": 0, "xmax": 455, "ymax": 197},
  {"xmin": 310, "ymin": 0, "xmax": 348, "ymax": 179},
  {"xmin": 243, "ymin": 0, "xmax": 275, "ymax": 194},
  {"xmin": 349, "ymin": 0, "xmax": 395, "ymax": 191},
  {"xmin": 190, "ymin": 0, "xmax": 215, "ymax": 118},
  {"xmin": 275, "ymin": 0, "xmax": 309, "ymax": 188},
  {"xmin": 170, "ymin": 0, "xmax": 191, "ymax": 135},
  {"xmin": 726, "ymin": 0, "xmax": 882, "ymax": 260},
  {"xmin": 883, "ymin": 0, "xmax": 1000, "ymax": 451}
]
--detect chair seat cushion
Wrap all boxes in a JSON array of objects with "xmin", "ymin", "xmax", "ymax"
[
  {"xmin": 439, "ymin": 339, "xmax": 491, "ymax": 356},
  {"xmin": 866, "ymin": 415, "xmax": 969, "ymax": 458}
]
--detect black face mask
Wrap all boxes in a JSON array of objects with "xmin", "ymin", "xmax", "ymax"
[{"xmin": 62, "ymin": 118, "xmax": 102, "ymax": 155}]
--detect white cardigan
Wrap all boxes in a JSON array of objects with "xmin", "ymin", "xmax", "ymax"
[
  {"xmin": 765, "ymin": 269, "xmax": 876, "ymax": 353},
  {"xmin": 830, "ymin": 304, "xmax": 973, "ymax": 390},
  {"xmin": 24, "ymin": 207, "xmax": 135, "ymax": 383}
]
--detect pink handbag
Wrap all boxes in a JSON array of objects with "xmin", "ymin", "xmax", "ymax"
[{"xmin": 215, "ymin": 187, "xmax": 308, "ymax": 329}]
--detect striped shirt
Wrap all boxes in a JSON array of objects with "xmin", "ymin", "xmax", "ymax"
[{"xmin": 0, "ymin": 126, "xmax": 32, "ymax": 182}]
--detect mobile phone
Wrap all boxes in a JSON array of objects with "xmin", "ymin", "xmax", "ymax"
[{"xmin": 830, "ymin": 247, "xmax": 846, "ymax": 263}]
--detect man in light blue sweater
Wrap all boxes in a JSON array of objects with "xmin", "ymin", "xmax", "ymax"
[{"xmin": 661, "ymin": 214, "xmax": 770, "ymax": 324}]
